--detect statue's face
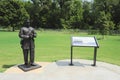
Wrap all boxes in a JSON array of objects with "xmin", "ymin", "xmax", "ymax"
[{"xmin": 26, "ymin": 22, "xmax": 30, "ymax": 27}]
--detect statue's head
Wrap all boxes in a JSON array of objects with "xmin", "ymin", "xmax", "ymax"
[
  {"xmin": 25, "ymin": 19, "xmax": 30, "ymax": 27},
  {"xmin": 26, "ymin": 19, "xmax": 30, "ymax": 23}
]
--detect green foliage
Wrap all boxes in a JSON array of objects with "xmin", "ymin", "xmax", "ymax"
[
  {"xmin": 111, "ymin": 1, "xmax": 120, "ymax": 28},
  {"xmin": 93, "ymin": 0, "xmax": 120, "ymax": 34},
  {"xmin": 116, "ymin": 23, "xmax": 120, "ymax": 31},
  {"xmin": 0, "ymin": 0, "xmax": 29, "ymax": 31},
  {"xmin": 1, "ymin": 0, "xmax": 120, "ymax": 33},
  {"xmin": 82, "ymin": 1, "xmax": 94, "ymax": 29},
  {"xmin": 58, "ymin": 0, "xmax": 83, "ymax": 29},
  {"xmin": 70, "ymin": 0, "xmax": 83, "ymax": 29},
  {"xmin": 95, "ymin": 11, "xmax": 115, "ymax": 37},
  {"xmin": 24, "ymin": 0, "xmax": 83, "ymax": 29}
]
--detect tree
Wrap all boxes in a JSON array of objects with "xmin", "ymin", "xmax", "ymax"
[
  {"xmin": 92, "ymin": 0, "xmax": 119, "ymax": 36},
  {"xmin": 58, "ymin": 0, "xmax": 83, "ymax": 29},
  {"xmin": 70, "ymin": 0, "xmax": 83, "ymax": 29},
  {"xmin": 0, "ymin": 0, "xmax": 29, "ymax": 31},
  {"xmin": 94, "ymin": 0, "xmax": 120, "ymax": 30},
  {"xmin": 47, "ymin": 0, "xmax": 61, "ymax": 29},
  {"xmin": 111, "ymin": 1, "xmax": 120, "ymax": 30},
  {"xmin": 82, "ymin": 1, "xmax": 93, "ymax": 29},
  {"xmin": 25, "ymin": 0, "xmax": 41, "ymax": 28},
  {"xmin": 95, "ymin": 11, "xmax": 114, "ymax": 38},
  {"xmin": 58, "ymin": 0, "xmax": 73, "ymax": 29},
  {"xmin": 25, "ymin": 0, "xmax": 83, "ymax": 29},
  {"xmin": 26, "ymin": 0, "xmax": 53, "ymax": 29}
]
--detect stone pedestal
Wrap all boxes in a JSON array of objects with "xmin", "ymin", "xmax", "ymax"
[{"xmin": 18, "ymin": 63, "xmax": 41, "ymax": 72}]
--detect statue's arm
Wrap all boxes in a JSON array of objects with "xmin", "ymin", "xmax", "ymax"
[
  {"xmin": 32, "ymin": 28, "xmax": 37, "ymax": 38},
  {"xmin": 19, "ymin": 28, "xmax": 29, "ymax": 39}
]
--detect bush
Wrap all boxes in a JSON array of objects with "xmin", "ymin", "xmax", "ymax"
[{"xmin": 88, "ymin": 30, "xmax": 99, "ymax": 35}]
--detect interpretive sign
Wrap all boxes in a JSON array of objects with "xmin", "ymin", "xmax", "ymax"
[
  {"xmin": 70, "ymin": 36, "xmax": 99, "ymax": 66},
  {"xmin": 72, "ymin": 37, "xmax": 99, "ymax": 47}
]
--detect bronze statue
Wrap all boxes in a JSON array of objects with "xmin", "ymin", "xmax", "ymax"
[{"xmin": 19, "ymin": 19, "xmax": 37, "ymax": 67}]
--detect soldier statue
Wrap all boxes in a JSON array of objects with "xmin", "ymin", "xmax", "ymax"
[{"xmin": 19, "ymin": 19, "xmax": 37, "ymax": 67}]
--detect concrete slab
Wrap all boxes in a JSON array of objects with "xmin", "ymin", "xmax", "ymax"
[
  {"xmin": 1, "ymin": 59, "xmax": 120, "ymax": 80},
  {"xmin": 0, "ymin": 73, "xmax": 42, "ymax": 80},
  {"xmin": 0, "ymin": 73, "xmax": 2, "ymax": 79},
  {"xmin": 41, "ymin": 59, "xmax": 120, "ymax": 80}
]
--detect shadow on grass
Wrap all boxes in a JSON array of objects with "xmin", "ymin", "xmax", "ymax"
[
  {"xmin": 0, "ymin": 29, "xmax": 18, "ymax": 32},
  {"xmin": 2, "ymin": 64, "xmax": 16, "ymax": 69}
]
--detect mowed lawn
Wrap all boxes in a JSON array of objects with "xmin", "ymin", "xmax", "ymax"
[{"xmin": 0, "ymin": 30, "xmax": 120, "ymax": 72}]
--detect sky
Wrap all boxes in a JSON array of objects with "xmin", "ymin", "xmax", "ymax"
[{"xmin": 83, "ymin": 0, "xmax": 94, "ymax": 2}]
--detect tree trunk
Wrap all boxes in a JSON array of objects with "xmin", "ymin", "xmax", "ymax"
[{"xmin": 12, "ymin": 26, "xmax": 15, "ymax": 32}]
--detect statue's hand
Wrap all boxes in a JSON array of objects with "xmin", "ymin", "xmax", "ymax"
[
  {"xmin": 29, "ymin": 33, "xmax": 33, "ymax": 38},
  {"xmin": 26, "ymin": 35, "xmax": 29, "ymax": 38}
]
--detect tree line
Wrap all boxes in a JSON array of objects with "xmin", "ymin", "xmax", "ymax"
[{"xmin": 0, "ymin": 0, "xmax": 120, "ymax": 35}]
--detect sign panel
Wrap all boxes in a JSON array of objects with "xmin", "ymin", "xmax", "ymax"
[{"xmin": 71, "ymin": 37, "xmax": 98, "ymax": 47}]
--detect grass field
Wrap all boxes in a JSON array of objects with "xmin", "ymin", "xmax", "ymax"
[{"xmin": 0, "ymin": 30, "xmax": 120, "ymax": 72}]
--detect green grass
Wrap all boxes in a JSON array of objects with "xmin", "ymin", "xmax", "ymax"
[{"xmin": 0, "ymin": 30, "xmax": 120, "ymax": 72}]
